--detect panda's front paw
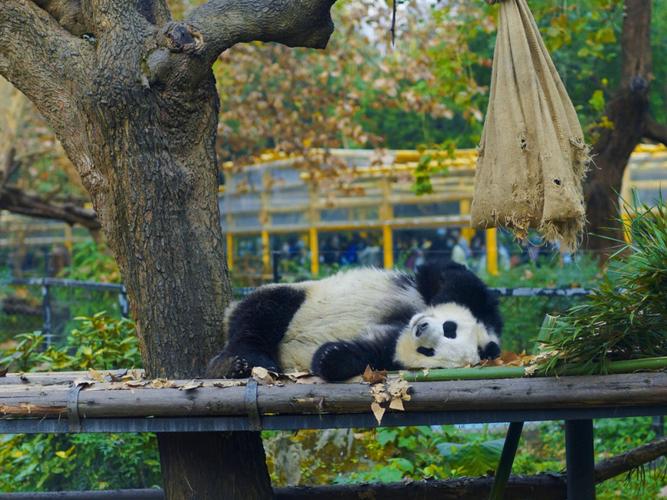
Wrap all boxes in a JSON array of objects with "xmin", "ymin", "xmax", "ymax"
[
  {"xmin": 312, "ymin": 342, "xmax": 366, "ymax": 382},
  {"xmin": 227, "ymin": 356, "xmax": 251, "ymax": 379}
]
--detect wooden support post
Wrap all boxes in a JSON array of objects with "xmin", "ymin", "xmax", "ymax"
[
  {"xmin": 620, "ymin": 163, "xmax": 633, "ymax": 243},
  {"xmin": 261, "ymin": 230, "xmax": 270, "ymax": 276},
  {"xmin": 63, "ymin": 224, "xmax": 73, "ymax": 252},
  {"xmin": 41, "ymin": 283, "xmax": 52, "ymax": 347},
  {"xmin": 380, "ymin": 178, "xmax": 394, "ymax": 269},
  {"xmin": 460, "ymin": 199, "xmax": 474, "ymax": 243},
  {"xmin": 652, "ymin": 416, "xmax": 665, "ymax": 438},
  {"xmin": 488, "ymin": 422, "xmax": 524, "ymax": 500},
  {"xmin": 261, "ymin": 170, "xmax": 272, "ymax": 277},
  {"xmin": 309, "ymin": 227, "xmax": 319, "ymax": 277},
  {"xmin": 117, "ymin": 290, "xmax": 129, "ymax": 318},
  {"xmin": 565, "ymin": 419, "xmax": 595, "ymax": 500},
  {"xmin": 308, "ymin": 182, "xmax": 320, "ymax": 277},
  {"xmin": 383, "ymin": 225, "xmax": 393, "ymax": 269},
  {"xmin": 226, "ymin": 233, "xmax": 234, "ymax": 271},
  {"xmin": 486, "ymin": 228, "xmax": 499, "ymax": 276}
]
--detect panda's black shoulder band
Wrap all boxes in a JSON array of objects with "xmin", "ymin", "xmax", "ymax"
[{"xmin": 244, "ymin": 378, "xmax": 262, "ymax": 431}]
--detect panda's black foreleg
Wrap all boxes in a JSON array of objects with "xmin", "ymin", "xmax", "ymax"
[{"xmin": 312, "ymin": 340, "xmax": 397, "ymax": 382}]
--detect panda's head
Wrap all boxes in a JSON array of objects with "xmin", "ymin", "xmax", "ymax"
[{"xmin": 394, "ymin": 262, "xmax": 502, "ymax": 369}]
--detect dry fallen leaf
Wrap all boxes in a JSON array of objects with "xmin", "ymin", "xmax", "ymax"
[
  {"xmin": 371, "ymin": 401, "xmax": 386, "ymax": 424},
  {"xmin": 370, "ymin": 383, "xmax": 390, "ymax": 404},
  {"xmin": 284, "ymin": 371, "xmax": 311, "ymax": 380},
  {"xmin": 87, "ymin": 369, "xmax": 106, "ymax": 383},
  {"xmin": 107, "ymin": 369, "xmax": 129, "ymax": 382},
  {"xmin": 362, "ymin": 365, "xmax": 387, "ymax": 384},
  {"xmin": 252, "ymin": 366, "xmax": 278, "ymax": 385},
  {"xmin": 295, "ymin": 375, "xmax": 326, "ymax": 385},
  {"xmin": 523, "ymin": 364, "xmax": 538, "ymax": 376},
  {"xmin": 125, "ymin": 380, "xmax": 149, "ymax": 388},
  {"xmin": 368, "ymin": 376, "xmax": 413, "ymax": 423},
  {"xmin": 151, "ymin": 378, "xmax": 177, "ymax": 389},
  {"xmin": 212, "ymin": 380, "xmax": 245, "ymax": 388},
  {"xmin": 180, "ymin": 379, "xmax": 204, "ymax": 391},
  {"xmin": 389, "ymin": 398, "xmax": 405, "ymax": 411}
]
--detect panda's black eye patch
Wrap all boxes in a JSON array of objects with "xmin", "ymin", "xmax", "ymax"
[
  {"xmin": 443, "ymin": 321, "xmax": 457, "ymax": 339},
  {"xmin": 417, "ymin": 346, "xmax": 435, "ymax": 357}
]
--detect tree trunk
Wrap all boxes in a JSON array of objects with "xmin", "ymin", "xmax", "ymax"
[
  {"xmin": 584, "ymin": 0, "xmax": 655, "ymax": 259},
  {"xmin": 77, "ymin": 73, "xmax": 272, "ymax": 498},
  {"xmin": 0, "ymin": 2, "xmax": 337, "ymax": 498}
]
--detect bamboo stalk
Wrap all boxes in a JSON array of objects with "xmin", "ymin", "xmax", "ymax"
[
  {"xmin": 400, "ymin": 356, "xmax": 667, "ymax": 382},
  {"xmin": 401, "ymin": 366, "xmax": 526, "ymax": 382}
]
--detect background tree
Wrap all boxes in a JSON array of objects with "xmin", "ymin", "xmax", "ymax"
[
  {"xmin": 0, "ymin": 77, "xmax": 99, "ymax": 231},
  {"xmin": 217, "ymin": 0, "xmax": 667, "ymax": 257},
  {"xmin": 0, "ymin": 1, "xmax": 338, "ymax": 498},
  {"xmin": 584, "ymin": 0, "xmax": 667, "ymax": 257}
]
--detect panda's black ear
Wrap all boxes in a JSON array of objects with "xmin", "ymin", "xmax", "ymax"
[
  {"xmin": 416, "ymin": 261, "xmax": 470, "ymax": 305},
  {"xmin": 415, "ymin": 263, "xmax": 444, "ymax": 305}
]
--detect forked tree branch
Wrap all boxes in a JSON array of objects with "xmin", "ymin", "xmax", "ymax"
[
  {"xmin": 187, "ymin": 0, "xmax": 336, "ymax": 60},
  {"xmin": 147, "ymin": 0, "xmax": 336, "ymax": 85},
  {"xmin": 33, "ymin": 0, "xmax": 87, "ymax": 35},
  {"xmin": 0, "ymin": 0, "xmax": 90, "ymax": 129},
  {"xmin": 644, "ymin": 116, "xmax": 667, "ymax": 147},
  {"xmin": 137, "ymin": 0, "xmax": 171, "ymax": 26}
]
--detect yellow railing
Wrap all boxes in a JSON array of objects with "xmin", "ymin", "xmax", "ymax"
[{"xmin": 222, "ymin": 144, "xmax": 666, "ymax": 277}]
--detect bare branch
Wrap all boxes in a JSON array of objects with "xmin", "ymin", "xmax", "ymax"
[
  {"xmin": 0, "ymin": 185, "xmax": 100, "ymax": 231},
  {"xmin": 192, "ymin": 0, "xmax": 336, "ymax": 59},
  {"xmin": 644, "ymin": 116, "xmax": 667, "ymax": 147},
  {"xmin": 0, "ymin": 0, "xmax": 90, "ymax": 128},
  {"xmin": 595, "ymin": 437, "xmax": 667, "ymax": 483}
]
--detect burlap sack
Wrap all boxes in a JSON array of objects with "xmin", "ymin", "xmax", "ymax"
[{"xmin": 471, "ymin": 0, "xmax": 589, "ymax": 251}]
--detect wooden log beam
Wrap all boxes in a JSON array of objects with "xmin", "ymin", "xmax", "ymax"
[
  {"xmin": 0, "ymin": 438, "xmax": 665, "ymax": 499},
  {"xmin": 1, "ymin": 372, "xmax": 666, "ymax": 419},
  {"xmin": 0, "ymin": 370, "xmax": 145, "ymax": 386}
]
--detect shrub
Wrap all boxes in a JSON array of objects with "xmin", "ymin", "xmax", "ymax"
[
  {"xmin": 0, "ymin": 314, "xmax": 160, "ymax": 492},
  {"xmin": 540, "ymin": 200, "xmax": 667, "ymax": 373}
]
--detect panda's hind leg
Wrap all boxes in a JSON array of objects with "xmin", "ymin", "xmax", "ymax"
[
  {"xmin": 206, "ymin": 349, "xmax": 280, "ymax": 379},
  {"xmin": 208, "ymin": 285, "xmax": 307, "ymax": 379}
]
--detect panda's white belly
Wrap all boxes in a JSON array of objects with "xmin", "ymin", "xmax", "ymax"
[{"xmin": 278, "ymin": 269, "xmax": 423, "ymax": 371}]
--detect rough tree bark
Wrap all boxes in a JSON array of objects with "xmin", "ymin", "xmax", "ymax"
[
  {"xmin": 584, "ymin": 0, "xmax": 667, "ymax": 258},
  {"xmin": 0, "ymin": 1, "xmax": 336, "ymax": 498}
]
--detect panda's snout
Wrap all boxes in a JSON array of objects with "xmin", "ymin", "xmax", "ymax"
[{"xmin": 443, "ymin": 321, "xmax": 457, "ymax": 339}]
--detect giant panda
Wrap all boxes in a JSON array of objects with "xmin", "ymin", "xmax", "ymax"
[{"xmin": 207, "ymin": 262, "xmax": 502, "ymax": 382}]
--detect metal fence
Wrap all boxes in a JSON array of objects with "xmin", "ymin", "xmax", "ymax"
[{"xmin": 4, "ymin": 277, "xmax": 593, "ymax": 346}]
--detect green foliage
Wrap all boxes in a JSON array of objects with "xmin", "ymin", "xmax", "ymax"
[
  {"xmin": 436, "ymin": 438, "xmax": 504, "ymax": 477},
  {"xmin": 0, "ymin": 313, "xmax": 140, "ymax": 373},
  {"xmin": 0, "ymin": 433, "xmax": 160, "ymax": 492},
  {"xmin": 485, "ymin": 254, "xmax": 601, "ymax": 353},
  {"xmin": 0, "ymin": 315, "xmax": 159, "ymax": 492},
  {"xmin": 266, "ymin": 417, "xmax": 664, "ymax": 497},
  {"xmin": 62, "ymin": 241, "xmax": 121, "ymax": 283},
  {"xmin": 541, "ymin": 200, "xmax": 667, "ymax": 373}
]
